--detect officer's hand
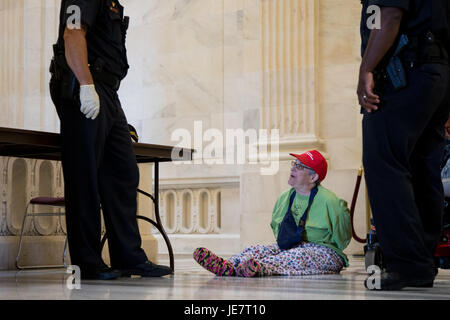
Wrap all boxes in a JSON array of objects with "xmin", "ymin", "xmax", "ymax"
[
  {"xmin": 79, "ymin": 84, "xmax": 100, "ymax": 120},
  {"xmin": 357, "ymin": 70, "xmax": 380, "ymax": 113}
]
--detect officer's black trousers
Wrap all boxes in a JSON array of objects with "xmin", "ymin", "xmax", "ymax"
[
  {"xmin": 50, "ymin": 80, "xmax": 148, "ymax": 271},
  {"xmin": 363, "ymin": 63, "xmax": 450, "ymax": 279}
]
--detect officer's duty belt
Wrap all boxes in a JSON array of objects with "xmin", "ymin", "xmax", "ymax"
[{"xmin": 403, "ymin": 31, "xmax": 449, "ymax": 66}]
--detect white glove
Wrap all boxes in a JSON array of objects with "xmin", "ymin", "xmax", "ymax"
[{"xmin": 79, "ymin": 84, "xmax": 100, "ymax": 120}]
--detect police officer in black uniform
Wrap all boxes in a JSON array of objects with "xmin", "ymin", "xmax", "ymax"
[
  {"xmin": 49, "ymin": 0, "xmax": 172, "ymax": 280},
  {"xmin": 359, "ymin": 0, "xmax": 450, "ymax": 290}
]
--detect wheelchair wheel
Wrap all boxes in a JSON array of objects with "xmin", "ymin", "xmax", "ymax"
[
  {"xmin": 365, "ymin": 246, "xmax": 384, "ymax": 271},
  {"xmin": 436, "ymin": 256, "xmax": 450, "ymax": 269}
]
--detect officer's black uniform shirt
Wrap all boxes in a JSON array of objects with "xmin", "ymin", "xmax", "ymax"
[
  {"xmin": 58, "ymin": 0, "xmax": 129, "ymax": 80},
  {"xmin": 366, "ymin": 0, "xmax": 450, "ymax": 41}
]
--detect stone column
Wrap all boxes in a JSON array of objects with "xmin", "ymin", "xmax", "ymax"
[
  {"xmin": 261, "ymin": 0, "xmax": 323, "ymax": 157},
  {"xmin": 0, "ymin": 0, "xmax": 25, "ymax": 129},
  {"xmin": 0, "ymin": 0, "xmax": 60, "ymax": 132}
]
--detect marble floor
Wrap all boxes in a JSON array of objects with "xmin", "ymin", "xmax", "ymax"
[{"xmin": 0, "ymin": 257, "xmax": 449, "ymax": 300}]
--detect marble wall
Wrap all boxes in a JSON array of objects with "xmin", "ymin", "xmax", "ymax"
[
  {"xmin": 0, "ymin": 0, "xmax": 369, "ymax": 270},
  {"xmin": 121, "ymin": 0, "xmax": 369, "ymax": 260}
]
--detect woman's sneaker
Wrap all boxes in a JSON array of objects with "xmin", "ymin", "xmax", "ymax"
[{"xmin": 193, "ymin": 247, "xmax": 235, "ymax": 276}]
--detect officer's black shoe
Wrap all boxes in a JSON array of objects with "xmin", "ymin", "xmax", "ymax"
[
  {"xmin": 364, "ymin": 271, "xmax": 434, "ymax": 291},
  {"xmin": 81, "ymin": 267, "xmax": 121, "ymax": 280},
  {"xmin": 121, "ymin": 261, "xmax": 173, "ymax": 277}
]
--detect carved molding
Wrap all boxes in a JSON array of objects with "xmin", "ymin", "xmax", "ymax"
[
  {"xmin": 159, "ymin": 188, "xmax": 222, "ymax": 235},
  {"xmin": 0, "ymin": 157, "xmax": 63, "ymax": 236}
]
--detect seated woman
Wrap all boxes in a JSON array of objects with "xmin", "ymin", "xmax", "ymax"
[{"xmin": 193, "ymin": 150, "xmax": 352, "ymax": 277}]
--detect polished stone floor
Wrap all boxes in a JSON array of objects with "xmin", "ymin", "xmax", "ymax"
[{"xmin": 1, "ymin": 257, "xmax": 449, "ymax": 300}]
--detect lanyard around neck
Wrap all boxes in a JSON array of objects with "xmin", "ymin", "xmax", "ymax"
[{"xmin": 288, "ymin": 186, "xmax": 318, "ymax": 226}]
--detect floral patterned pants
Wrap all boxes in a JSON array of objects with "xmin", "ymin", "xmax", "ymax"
[{"xmin": 228, "ymin": 242, "xmax": 345, "ymax": 276}]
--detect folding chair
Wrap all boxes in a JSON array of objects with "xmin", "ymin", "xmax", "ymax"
[{"xmin": 15, "ymin": 197, "xmax": 67, "ymax": 270}]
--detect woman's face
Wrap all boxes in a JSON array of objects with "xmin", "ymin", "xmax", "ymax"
[{"xmin": 288, "ymin": 161, "xmax": 317, "ymax": 188}]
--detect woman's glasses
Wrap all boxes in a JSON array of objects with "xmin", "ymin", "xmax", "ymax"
[{"xmin": 291, "ymin": 161, "xmax": 313, "ymax": 171}]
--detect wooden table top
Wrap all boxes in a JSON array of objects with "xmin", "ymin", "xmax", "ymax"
[{"xmin": 0, "ymin": 127, "xmax": 193, "ymax": 163}]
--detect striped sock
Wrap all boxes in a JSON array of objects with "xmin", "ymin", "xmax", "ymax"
[{"xmin": 193, "ymin": 247, "xmax": 235, "ymax": 277}]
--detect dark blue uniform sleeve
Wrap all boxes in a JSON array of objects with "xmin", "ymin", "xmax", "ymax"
[
  {"xmin": 368, "ymin": 0, "xmax": 410, "ymax": 11},
  {"xmin": 62, "ymin": 0, "xmax": 101, "ymax": 28}
]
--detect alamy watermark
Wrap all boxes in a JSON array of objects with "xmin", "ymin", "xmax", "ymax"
[
  {"xmin": 171, "ymin": 121, "xmax": 280, "ymax": 176},
  {"xmin": 66, "ymin": 265, "xmax": 81, "ymax": 290},
  {"xmin": 365, "ymin": 265, "xmax": 381, "ymax": 290},
  {"xmin": 66, "ymin": 5, "xmax": 82, "ymax": 30},
  {"xmin": 366, "ymin": 5, "xmax": 381, "ymax": 30}
]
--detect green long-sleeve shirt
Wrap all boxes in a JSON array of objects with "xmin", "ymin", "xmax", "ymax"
[{"xmin": 270, "ymin": 186, "xmax": 352, "ymax": 267}]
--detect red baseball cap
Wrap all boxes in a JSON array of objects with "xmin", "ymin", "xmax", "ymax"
[{"xmin": 290, "ymin": 150, "xmax": 328, "ymax": 181}]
